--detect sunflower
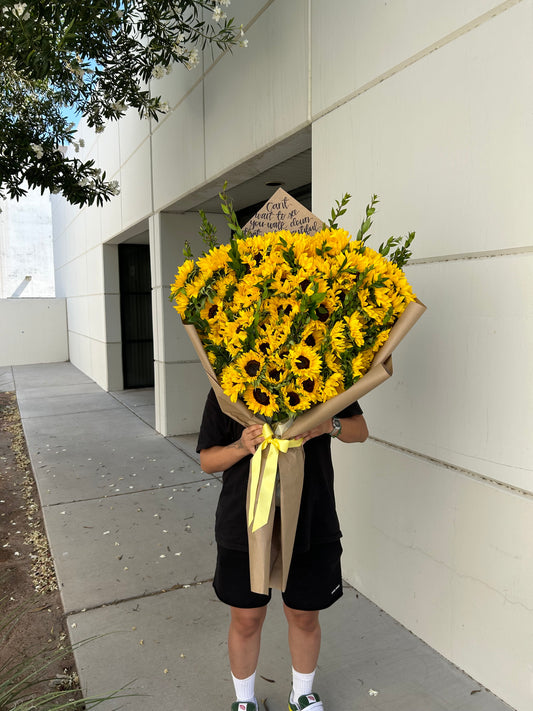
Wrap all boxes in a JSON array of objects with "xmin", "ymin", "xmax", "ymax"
[
  {"xmin": 243, "ymin": 384, "xmax": 278, "ymax": 418},
  {"xmin": 264, "ymin": 355, "xmax": 289, "ymax": 386},
  {"xmin": 301, "ymin": 321, "xmax": 327, "ymax": 349},
  {"xmin": 288, "ymin": 343, "xmax": 321, "ymax": 377},
  {"xmin": 281, "ymin": 386, "xmax": 312, "ymax": 413},
  {"xmin": 371, "ymin": 327, "xmax": 391, "ymax": 353},
  {"xmin": 200, "ymin": 298, "xmax": 223, "ymax": 323},
  {"xmin": 172, "ymin": 292, "xmax": 190, "ymax": 317},
  {"xmin": 171, "ymin": 259, "xmax": 195, "ymax": 294},
  {"xmin": 344, "ymin": 312, "xmax": 366, "ymax": 347},
  {"xmin": 328, "ymin": 320, "xmax": 348, "ymax": 356},
  {"xmin": 235, "ymin": 351, "xmax": 265, "ymax": 380},
  {"xmin": 295, "ymin": 374, "xmax": 322, "ymax": 403},
  {"xmin": 220, "ymin": 364, "xmax": 247, "ymax": 403}
]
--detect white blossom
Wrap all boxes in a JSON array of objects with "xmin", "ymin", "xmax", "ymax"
[
  {"xmin": 151, "ymin": 64, "xmax": 165, "ymax": 79},
  {"xmin": 13, "ymin": 3, "xmax": 29, "ymax": 19},
  {"xmin": 159, "ymin": 101, "xmax": 170, "ymax": 114},
  {"xmin": 185, "ymin": 47, "xmax": 199, "ymax": 70},
  {"xmin": 212, "ymin": 5, "xmax": 226, "ymax": 23},
  {"xmin": 30, "ymin": 143, "xmax": 43, "ymax": 159},
  {"xmin": 108, "ymin": 180, "xmax": 120, "ymax": 196},
  {"xmin": 220, "ymin": 0, "xmax": 231, "ymax": 6},
  {"xmin": 239, "ymin": 38, "xmax": 248, "ymax": 48}
]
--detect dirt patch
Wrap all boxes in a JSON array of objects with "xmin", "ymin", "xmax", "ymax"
[{"xmin": 0, "ymin": 390, "xmax": 83, "ymax": 706}]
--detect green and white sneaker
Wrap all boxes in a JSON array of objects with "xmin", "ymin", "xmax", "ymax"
[
  {"xmin": 288, "ymin": 691, "xmax": 324, "ymax": 710},
  {"xmin": 231, "ymin": 700, "xmax": 258, "ymax": 711}
]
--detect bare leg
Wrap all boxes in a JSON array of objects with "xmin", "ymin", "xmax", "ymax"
[
  {"xmin": 228, "ymin": 605, "xmax": 268, "ymax": 679},
  {"xmin": 283, "ymin": 604, "xmax": 321, "ymax": 673}
]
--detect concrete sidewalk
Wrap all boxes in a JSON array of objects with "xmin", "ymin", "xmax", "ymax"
[{"xmin": 2, "ymin": 362, "xmax": 513, "ymax": 711}]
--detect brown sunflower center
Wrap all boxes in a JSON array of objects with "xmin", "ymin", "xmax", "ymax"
[
  {"xmin": 208, "ymin": 304, "xmax": 218, "ymax": 319},
  {"xmin": 300, "ymin": 278, "xmax": 311, "ymax": 291},
  {"xmin": 253, "ymin": 388, "xmax": 270, "ymax": 406},
  {"xmin": 304, "ymin": 334, "xmax": 316, "ymax": 347},
  {"xmin": 258, "ymin": 342, "xmax": 270, "ymax": 355},
  {"xmin": 244, "ymin": 360, "xmax": 261, "ymax": 377},
  {"xmin": 317, "ymin": 305, "xmax": 329, "ymax": 323},
  {"xmin": 302, "ymin": 378, "xmax": 315, "ymax": 393},
  {"xmin": 295, "ymin": 355, "xmax": 310, "ymax": 370},
  {"xmin": 268, "ymin": 368, "xmax": 282, "ymax": 381},
  {"xmin": 287, "ymin": 391, "xmax": 301, "ymax": 407}
]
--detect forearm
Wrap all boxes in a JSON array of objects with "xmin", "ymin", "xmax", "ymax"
[
  {"xmin": 337, "ymin": 414, "xmax": 368, "ymax": 443},
  {"xmin": 200, "ymin": 423, "xmax": 265, "ymax": 473},
  {"xmin": 299, "ymin": 414, "xmax": 368, "ymax": 444},
  {"xmin": 200, "ymin": 440, "xmax": 249, "ymax": 474}
]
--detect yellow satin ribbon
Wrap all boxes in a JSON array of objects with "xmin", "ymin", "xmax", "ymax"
[{"xmin": 248, "ymin": 423, "xmax": 303, "ymax": 533}]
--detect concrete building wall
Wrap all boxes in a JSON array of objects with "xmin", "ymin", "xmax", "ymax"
[
  {"xmin": 51, "ymin": 2, "xmax": 533, "ymax": 708},
  {"xmin": 0, "ymin": 298, "xmax": 68, "ymax": 367},
  {"xmin": 0, "ymin": 188, "xmax": 55, "ymax": 298}
]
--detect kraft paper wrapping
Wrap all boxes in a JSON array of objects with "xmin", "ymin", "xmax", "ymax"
[{"xmin": 184, "ymin": 296, "xmax": 425, "ymax": 594}]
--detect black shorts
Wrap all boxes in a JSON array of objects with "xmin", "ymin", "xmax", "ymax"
[{"xmin": 213, "ymin": 540, "xmax": 343, "ymax": 611}]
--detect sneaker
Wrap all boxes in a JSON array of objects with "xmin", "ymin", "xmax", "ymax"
[
  {"xmin": 231, "ymin": 701, "xmax": 258, "ymax": 711},
  {"xmin": 288, "ymin": 691, "xmax": 324, "ymax": 710}
]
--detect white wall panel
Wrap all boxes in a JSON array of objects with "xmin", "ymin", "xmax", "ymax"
[
  {"xmin": 67, "ymin": 331, "xmax": 92, "ymax": 376},
  {"xmin": 66, "ymin": 296, "xmax": 90, "ymax": 338},
  {"xmin": 333, "ymin": 439, "xmax": 533, "ymax": 711},
  {"xmin": 154, "ymin": 360, "xmax": 210, "ymax": 436},
  {"xmin": 119, "ymin": 141, "xmax": 152, "ymax": 229},
  {"xmin": 358, "ymin": 254, "xmax": 533, "ymax": 493},
  {"xmin": 96, "ymin": 120, "xmax": 121, "ymax": 182},
  {"xmin": 311, "ymin": 0, "xmax": 515, "ymax": 116},
  {"xmin": 99, "ymin": 189, "xmax": 122, "ymax": 242},
  {"xmin": 0, "ymin": 298, "xmax": 68, "ymax": 367},
  {"xmin": 151, "ymin": 87, "xmax": 205, "ymax": 211},
  {"xmin": 202, "ymin": 0, "xmax": 269, "ymax": 70},
  {"xmin": 313, "ymin": 0, "xmax": 533, "ymax": 258},
  {"xmin": 53, "ymin": 232, "xmax": 69, "ymax": 272},
  {"xmin": 85, "ymin": 204, "xmax": 103, "ymax": 251},
  {"xmin": 204, "ymin": 0, "xmax": 309, "ymax": 179},
  {"xmin": 65, "ymin": 212, "xmax": 87, "ymax": 266},
  {"xmin": 150, "ymin": 59, "xmax": 202, "ymax": 115},
  {"xmin": 85, "ymin": 246, "xmax": 104, "ymax": 295},
  {"xmin": 119, "ymin": 108, "xmax": 150, "ymax": 165}
]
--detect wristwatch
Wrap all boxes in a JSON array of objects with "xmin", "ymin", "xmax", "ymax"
[{"xmin": 329, "ymin": 416, "xmax": 342, "ymax": 438}]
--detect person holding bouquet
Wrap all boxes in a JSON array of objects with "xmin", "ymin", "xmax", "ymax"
[{"xmin": 197, "ymin": 389, "xmax": 368, "ymax": 711}]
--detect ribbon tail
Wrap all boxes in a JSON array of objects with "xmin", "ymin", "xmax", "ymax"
[
  {"xmin": 251, "ymin": 443, "xmax": 279, "ymax": 532},
  {"xmin": 248, "ymin": 446, "xmax": 263, "ymax": 528}
]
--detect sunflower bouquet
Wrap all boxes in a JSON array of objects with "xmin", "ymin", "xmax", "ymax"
[{"xmin": 171, "ymin": 191, "xmax": 417, "ymax": 425}]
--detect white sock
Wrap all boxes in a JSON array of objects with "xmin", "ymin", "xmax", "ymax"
[
  {"xmin": 231, "ymin": 670, "xmax": 256, "ymax": 703},
  {"xmin": 292, "ymin": 667, "xmax": 316, "ymax": 701}
]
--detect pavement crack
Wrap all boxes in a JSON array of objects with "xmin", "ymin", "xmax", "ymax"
[{"xmin": 66, "ymin": 578, "xmax": 214, "ymax": 616}]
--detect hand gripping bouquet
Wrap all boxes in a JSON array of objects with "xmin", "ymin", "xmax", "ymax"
[{"xmin": 171, "ymin": 187, "xmax": 426, "ymax": 594}]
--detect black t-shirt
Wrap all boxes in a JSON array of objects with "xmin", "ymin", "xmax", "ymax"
[{"xmin": 197, "ymin": 389, "xmax": 363, "ymax": 553}]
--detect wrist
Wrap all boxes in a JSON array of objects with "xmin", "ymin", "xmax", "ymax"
[{"xmin": 329, "ymin": 416, "xmax": 342, "ymax": 438}]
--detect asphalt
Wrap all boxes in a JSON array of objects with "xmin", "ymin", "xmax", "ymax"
[{"xmin": 1, "ymin": 362, "xmax": 514, "ymax": 711}]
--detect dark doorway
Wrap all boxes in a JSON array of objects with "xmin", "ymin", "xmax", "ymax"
[{"xmin": 118, "ymin": 244, "xmax": 154, "ymax": 389}]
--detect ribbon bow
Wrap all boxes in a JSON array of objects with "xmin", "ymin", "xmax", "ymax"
[{"xmin": 248, "ymin": 423, "xmax": 303, "ymax": 532}]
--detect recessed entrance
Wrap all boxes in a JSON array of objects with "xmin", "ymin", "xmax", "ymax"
[{"xmin": 118, "ymin": 244, "xmax": 154, "ymax": 389}]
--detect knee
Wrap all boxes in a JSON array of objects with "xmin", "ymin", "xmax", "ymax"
[
  {"xmin": 284, "ymin": 606, "xmax": 320, "ymax": 634},
  {"xmin": 230, "ymin": 607, "xmax": 266, "ymax": 639}
]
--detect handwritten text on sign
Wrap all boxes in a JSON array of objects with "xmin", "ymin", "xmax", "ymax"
[{"xmin": 243, "ymin": 189, "xmax": 324, "ymax": 236}]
